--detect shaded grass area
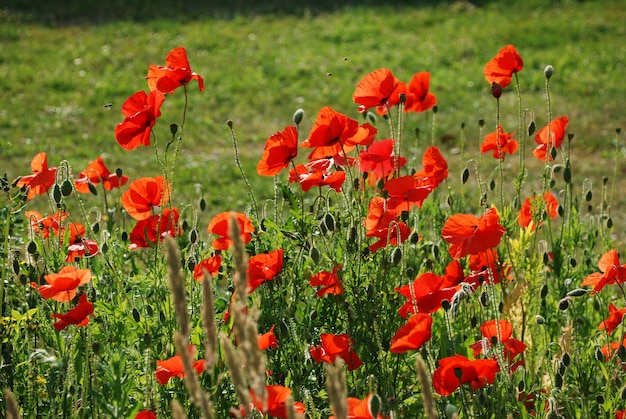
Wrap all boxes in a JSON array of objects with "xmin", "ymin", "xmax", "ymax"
[{"xmin": 1, "ymin": 0, "xmax": 624, "ymax": 226}]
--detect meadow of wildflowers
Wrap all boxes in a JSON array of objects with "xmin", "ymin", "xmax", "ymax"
[{"xmin": 1, "ymin": 43, "xmax": 625, "ymax": 419}]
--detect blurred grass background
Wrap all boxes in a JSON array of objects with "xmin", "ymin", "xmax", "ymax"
[{"xmin": 1, "ymin": 0, "xmax": 624, "ymax": 224}]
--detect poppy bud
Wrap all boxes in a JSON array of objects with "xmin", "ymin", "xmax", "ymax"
[
  {"xmin": 558, "ymin": 360, "xmax": 566, "ymax": 376},
  {"xmin": 620, "ymin": 385, "xmax": 626, "ymax": 400},
  {"xmin": 132, "ymin": 308, "xmax": 141, "ymax": 322},
  {"xmin": 462, "ymin": 167, "xmax": 470, "ymax": 184},
  {"xmin": 461, "ymin": 122, "xmax": 466, "ymax": 129},
  {"xmin": 478, "ymin": 119, "xmax": 485, "ymax": 128},
  {"xmin": 527, "ymin": 120, "xmax": 536, "ymax": 136},
  {"xmin": 570, "ymin": 257, "xmax": 577, "ymax": 268},
  {"xmin": 12, "ymin": 258, "xmax": 19, "ymax": 275},
  {"xmin": 595, "ymin": 347, "xmax": 605, "ymax": 362},
  {"xmin": 491, "ymin": 82, "xmax": 502, "ymax": 98},
  {"xmin": 199, "ymin": 197, "xmax": 207, "ymax": 212},
  {"xmin": 489, "ymin": 179, "xmax": 495, "ymax": 191},
  {"xmin": 27, "ymin": 241, "xmax": 37, "ymax": 254},
  {"xmin": 550, "ymin": 146, "xmax": 557, "ymax": 160},
  {"xmin": 563, "ymin": 164, "xmax": 571, "ymax": 184},
  {"xmin": 121, "ymin": 231, "xmax": 128, "ymax": 242},
  {"xmin": 143, "ymin": 332, "xmax": 151, "ymax": 346},
  {"xmin": 226, "ymin": 119, "xmax": 233, "ymax": 128},
  {"xmin": 390, "ymin": 247, "xmax": 402, "ymax": 267},
  {"xmin": 323, "ymin": 213, "xmax": 335, "ymax": 232},
  {"xmin": 555, "ymin": 373, "xmax": 563, "ymax": 388},
  {"xmin": 445, "ymin": 404, "xmax": 458, "ymax": 418},
  {"xmin": 596, "ymin": 394, "xmax": 605, "ymax": 404},
  {"xmin": 368, "ymin": 394, "xmax": 382, "ymax": 419},
  {"xmin": 92, "ymin": 222, "xmax": 100, "ymax": 234},
  {"xmin": 441, "ymin": 300, "xmax": 451, "ymax": 311},
  {"xmin": 608, "ymin": 218, "xmax": 613, "ymax": 229},
  {"xmin": 170, "ymin": 123, "xmax": 178, "ymax": 136},
  {"xmin": 480, "ymin": 291, "xmax": 489, "ymax": 307},
  {"xmin": 619, "ymin": 345, "xmax": 626, "ymax": 362},
  {"xmin": 53, "ymin": 184, "xmax": 62, "ymax": 203},
  {"xmin": 398, "ymin": 93, "xmax": 406, "ymax": 104},
  {"xmin": 189, "ymin": 228, "xmax": 198, "ymax": 244},
  {"xmin": 544, "ymin": 65, "xmax": 554, "ymax": 80},
  {"xmin": 409, "ymin": 232, "xmax": 419, "ymax": 244},
  {"xmin": 447, "ymin": 194, "xmax": 454, "ymax": 208},
  {"xmin": 310, "ymin": 247, "xmax": 321, "ymax": 265},
  {"xmin": 558, "ymin": 297, "xmax": 570, "ymax": 311},
  {"xmin": 585, "ymin": 190, "xmax": 593, "ymax": 202},
  {"xmin": 367, "ymin": 111, "xmax": 376, "ymax": 125},
  {"xmin": 432, "ymin": 105, "xmax": 438, "ymax": 114},
  {"xmin": 293, "ymin": 108, "xmax": 304, "ymax": 126},
  {"xmin": 414, "ymin": 127, "xmax": 420, "ymax": 139},
  {"xmin": 566, "ymin": 288, "xmax": 587, "ymax": 297},
  {"xmin": 61, "ymin": 180, "xmax": 73, "ymax": 197},
  {"xmin": 101, "ymin": 242, "xmax": 108, "ymax": 254},
  {"xmin": 535, "ymin": 315, "xmax": 545, "ymax": 325},
  {"xmin": 562, "ymin": 352, "xmax": 571, "ymax": 367}
]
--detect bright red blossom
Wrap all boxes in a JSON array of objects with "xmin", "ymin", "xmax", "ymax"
[
  {"xmin": 258, "ymin": 325, "xmax": 278, "ymax": 350},
  {"xmin": 115, "ymin": 90, "xmax": 165, "ymax": 150},
  {"xmin": 155, "ymin": 345, "xmax": 205, "ymax": 385},
  {"xmin": 414, "ymin": 146, "xmax": 448, "ymax": 190},
  {"xmin": 74, "ymin": 156, "xmax": 129, "ymax": 193},
  {"xmin": 247, "ymin": 249, "xmax": 284, "ymax": 293},
  {"xmin": 353, "ymin": 68, "xmax": 401, "ymax": 114},
  {"xmin": 121, "ymin": 176, "xmax": 170, "ymax": 220},
  {"xmin": 581, "ymin": 249, "xmax": 626, "ymax": 294},
  {"xmin": 395, "ymin": 271, "xmax": 458, "ymax": 317},
  {"xmin": 598, "ymin": 303, "xmax": 626, "ymax": 335},
  {"xmin": 432, "ymin": 354, "xmax": 500, "ymax": 396},
  {"xmin": 484, "ymin": 44, "xmax": 523, "ymax": 89},
  {"xmin": 442, "ymin": 207, "xmax": 506, "ymax": 259},
  {"xmin": 257, "ymin": 125, "xmax": 299, "ymax": 176},
  {"xmin": 384, "ymin": 175, "xmax": 433, "ymax": 214},
  {"xmin": 404, "ymin": 72, "xmax": 437, "ymax": 113},
  {"xmin": 480, "ymin": 125, "xmax": 518, "ymax": 159},
  {"xmin": 389, "ymin": 313, "xmax": 433, "ymax": 353},
  {"xmin": 128, "ymin": 207, "xmax": 181, "ymax": 249},
  {"xmin": 135, "ymin": 411, "xmax": 156, "ymax": 419},
  {"xmin": 207, "ymin": 211, "xmax": 255, "ymax": 250},
  {"xmin": 288, "ymin": 164, "xmax": 346, "ymax": 192},
  {"xmin": 469, "ymin": 320, "xmax": 527, "ymax": 371},
  {"xmin": 242, "ymin": 385, "xmax": 306, "ymax": 418},
  {"xmin": 50, "ymin": 294, "xmax": 94, "ymax": 331},
  {"xmin": 309, "ymin": 333, "xmax": 362, "ymax": 371},
  {"xmin": 364, "ymin": 196, "xmax": 411, "ymax": 253},
  {"xmin": 146, "ymin": 46, "xmax": 204, "ymax": 94},
  {"xmin": 329, "ymin": 394, "xmax": 385, "ymax": 419},
  {"xmin": 359, "ymin": 139, "xmax": 406, "ymax": 184},
  {"xmin": 37, "ymin": 266, "xmax": 92, "ymax": 303},
  {"xmin": 15, "ymin": 152, "xmax": 57, "ymax": 200},
  {"xmin": 193, "ymin": 255, "xmax": 222, "ymax": 280},
  {"xmin": 301, "ymin": 106, "xmax": 360, "ymax": 160},
  {"xmin": 532, "ymin": 116, "xmax": 569, "ymax": 161},
  {"xmin": 518, "ymin": 192, "xmax": 559, "ymax": 229},
  {"xmin": 25, "ymin": 210, "xmax": 66, "ymax": 239},
  {"xmin": 309, "ymin": 265, "xmax": 344, "ymax": 297}
]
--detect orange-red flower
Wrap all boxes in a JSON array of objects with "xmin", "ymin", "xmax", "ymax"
[
  {"xmin": 353, "ymin": 68, "xmax": 402, "ymax": 114},
  {"xmin": 384, "ymin": 175, "xmax": 433, "ymax": 214},
  {"xmin": 155, "ymin": 345, "xmax": 205, "ymax": 385},
  {"xmin": 135, "ymin": 411, "xmax": 156, "ymax": 419},
  {"xmin": 193, "ymin": 255, "xmax": 222, "ymax": 281},
  {"xmin": 364, "ymin": 196, "xmax": 411, "ymax": 253},
  {"xmin": 309, "ymin": 333, "xmax": 362, "ymax": 371},
  {"xmin": 147, "ymin": 47, "xmax": 204, "ymax": 94},
  {"xmin": 50, "ymin": 294, "xmax": 94, "ymax": 331},
  {"xmin": 518, "ymin": 192, "xmax": 559, "ymax": 229},
  {"xmin": 329, "ymin": 394, "xmax": 385, "ymax": 419},
  {"xmin": 469, "ymin": 320, "xmax": 526, "ymax": 370},
  {"xmin": 121, "ymin": 176, "xmax": 170, "ymax": 220},
  {"xmin": 258, "ymin": 325, "xmax": 278, "ymax": 350},
  {"xmin": 300, "ymin": 106, "xmax": 360, "ymax": 160},
  {"xmin": 442, "ymin": 207, "xmax": 505, "ymax": 259},
  {"xmin": 257, "ymin": 125, "xmax": 299, "ymax": 176},
  {"xmin": 480, "ymin": 125, "xmax": 518, "ymax": 159},
  {"xmin": 432, "ymin": 354, "xmax": 499, "ymax": 396},
  {"xmin": 288, "ymin": 164, "xmax": 346, "ymax": 193},
  {"xmin": 404, "ymin": 72, "xmax": 437, "ymax": 113},
  {"xmin": 395, "ymin": 271, "xmax": 458, "ymax": 317},
  {"xmin": 37, "ymin": 266, "xmax": 92, "ymax": 303},
  {"xmin": 617, "ymin": 410, "xmax": 626, "ymax": 419},
  {"xmin": 26, "ymin": 210, "xmax": 66, "ymax": 239},
  {"xmin": 465, "ymin": 250, "xmax": 509, "ymax": 286},
  {"xmin": 207, "ymin": 211, "xmax": 255, "ymax": 250},
  {"xmin": 247, "ymin": 249, "xmax": 284, "ymax": 293},
  {"xmin": 484, "ymin": 45, "xmax": 523, "ymax": 89},
  {"xmin": 581, "ymin": 249, "xmax": 626, "ymax": 294},
  {"xmin": 598, "ymin": 303, "xmax": 626, "ymax": 335},
  {"xmin": 240, "ymin": 385, "xmax": 306, "ymax": 418},
  {"xmin": 115, "ymin": 90, "xmax": 165, "ymax": 151},
  {"xmin": 15, "ymin": 152, "xmax": 57, "ymax": 200},
  {"xmin": 390, "ymin": 313, "xmax": 433, "ymax": 354},
  {"xmin": 309, "ymin": 265, "xmax": 344, "ymax": 297},
  {"xmin": 128, "ymin": 207, "xmax": 181, "ymax": 249},
  {"xmin": 532, "ymin": 116, "xmax": 569, "ymax": 161},
  {"xmin": 359, "ymin": 139, "xmax": 406, "ymax": 184},
  {"xmin": 414, "ymin": 146, "xmax": 448, "ymax": 190},
  {"xmin": 74, "ymin": 157, "xmax": 129, "ymax": 193}
]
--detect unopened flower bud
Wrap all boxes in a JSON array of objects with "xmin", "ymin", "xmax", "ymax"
[
  {"xmin": 293, "ymin": 108, "xmax": 304, "ymax": 125},
  {"xmin": 491, "ymin": 82, "xmax": 502, "ymax": 98},
  {"xmin": 544, "ymin": 65, "xmax": 554, "ymax": 80}
]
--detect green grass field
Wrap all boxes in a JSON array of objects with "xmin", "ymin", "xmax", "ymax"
[{"xmin": 1, "ymin": 0, "xmax": 625, "ymax": 218}]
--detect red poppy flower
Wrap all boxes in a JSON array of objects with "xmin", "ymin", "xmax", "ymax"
[
  {"xmin": 389, "ymin": 313, "xmax": 433, "ymax": 353},
  {"xmin": 440, "ymin": 259, "xmax": 465, "ymax": 288},
  {"xmin": 404, "ymin": 72, "xmax": 437, "ymax": 113},
  {"xmin": 301, "ymin": 106, "xmax": 360, "ymax": 160},
  {"xmin": 258, "ymin": 325, "xmax": 278, "ymax": 350},
  {"xmin": 257, "ymin": 125, "xmax": 299, "ymax": 176},
  {"xmin": 66, "ymin": 238, "xmax": 100, "ymax": 262},
  {"xmin": 288, "ymin": 164, "xmax": 346, "ymax": 193},
  {"xmin": 244, "ymin": 385, "xmax": 306, "ymax": 418},
  {"xmin": 469, "ymin": 320, "xmax": 526, "ymax": 370},
  {"xmin": 413, "ymin": 146, "xmax": 448, "ymax": 190},
  {"xmin": 26, "ymin": 210, "xmax": 66, "ymax": 239},
  {"xmin": 600, "ymin": 336, "xmax": 626, "ymax": 360},
  {"xmin": 309, "ymin": 265, "xmax": 344, "ymax": 297},
  {"xmin": 617, "ymin": 410, "xmax": 626, "ymax": 419},
  {"xmin": 395, "ymin": 272, "xmax": 458, "ymax": 317},
  {"xmin": 121, "ymin": 176, "xmax": 170, "ymax": 221},
  {"xmin": 364, "ymin": 196, "xmax": 411, "ymax": 253},
  {"xmin": 384, "ymin": 175, "xmax": 433, "ymax": 214},
  {"xmin": 359, "ymin": 139, "xmax": 406, "ymax": 184},
  {"xmin": 193, "ymin": 255, "xmax": 222, "ymax": 281},
  {"xmin": 115, "ymin": 90, "xmax": 165, "ymax": 151},
  {"xmin": 50, "ymin": 294, "xmax": 94, "ymax": 331},
  {"xmin": 532, "ymin": 116, "xmax": 569, "ymax": 161},
  {"xmin": 581, "ymin": 249, "xmax": 626, "ymax": 294},
  {"xmin": 343, "ymin": 122, "xmax": 378, "ymax": 148},
  {"xmin": 598, "ymin": 303, "xmax": 626, "ymax": 335},
  {"xmin": 465, "ymin": 250, "xmax": 509, "ymax": 286},
  {"xmin": 147, "ymin": 47, "xmax": 204, "ymax": 94},
  {"xmin": 74, "ymin": 157, "xmax": 129, "ymax": 193},
  {"xmin": 329, "ymin": 394, "xmax": 385, "ymax": 419},
  {"xmin": 432, "ymin": 354, "xmax": 500, "ymax": 396},
  {"xmin": 442, "ymin": 207, "xmax": 506, "ymax": 259},
  {"xmin": 484, "ymin": 45, "xmax": 523, "ymax": 89},
  {"xmin": 207, "ymin": 211, "xmax": 255, "ymax": 250},
  {"xmin": 38, "ymin": 266, "xmax": 92, "ymax": 303},
  {"xmin": 353, "ymin": 68, "xmax": 402, "ymax": 114},
  {"xmin": 247, "ymin": 249, "xmax": 284, "ymax": 293},
  {"xmin": 155, "ymin": 345, "xmax": 205, "ymax": 385},
  {"xmin": 518, "ymin": 192, "xmax": 559, "ymax": 229},
  {"xmin": 128, "ymin": 207, "xmax": 181, "ymax": 249},
  {"xmin": 480, "ymin": 125, "xmax": 518, "ymax": 159},
  {"xmin": 135, "ymin": 411, "xmax": 156, "ymax": 419},
  {"xmin": 15, "ymin": 152, "xmax": 57, "ymax": 200},
  {"xmin": 309, "ymin": 333, "xmax": 362, "ymax": 371}
]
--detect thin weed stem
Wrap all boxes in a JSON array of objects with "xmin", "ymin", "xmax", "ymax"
[{"xmin": 228, "ymin": 120, "xmax": 259, "ymax": 221}]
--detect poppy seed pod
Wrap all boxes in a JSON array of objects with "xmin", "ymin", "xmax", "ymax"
[
  {"xmin": 544, "ymin": 65, "xmax": 554, "ymax": 80},
  {"xmin": 491, "ymin": 82, "xmax": 502, "ymax": 98},
  {"xmin": 170, "ymin": 123, "xmax": 178, "ymax": 136},
  {"xmin": 293, "ymin": 108, "xmax": 304, "ymax": 125}
]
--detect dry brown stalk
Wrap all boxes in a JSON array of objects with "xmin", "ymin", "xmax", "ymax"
[
  {"xmin": 220, "ymin": 331, "xmax": 251, "ymax": 416},
  {"xmin": 416, "ymin": 354, "xmax": 437, "ymax": 419},
  {"xmin": 173, "ymin": 332, "xmax": 214, "ymax": 419},
  {"xmin": 4, "ymin": 388, "xmax": 22, "ymax": 419},
  {"xmin": 201, "ymin": 269, "xmax": 218, "ymax": 370},
  {"xmin": 164, "ymin": 235, "xmax": 190, "ymax": 337},
  {"xmin": 325, "ymin": 358, "xmax": 348, "ymax": 419},
  {"xmin": 171, "ymin": 399, "xmax": 187, "ymax": 419}
]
